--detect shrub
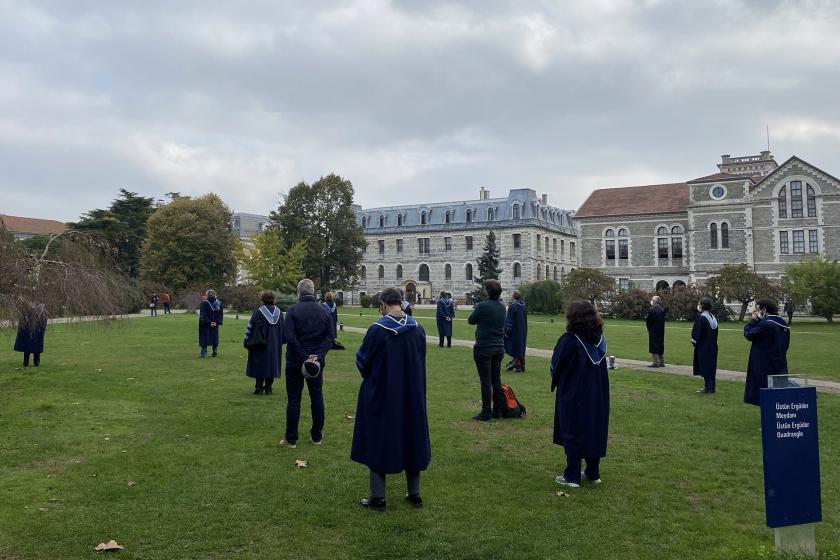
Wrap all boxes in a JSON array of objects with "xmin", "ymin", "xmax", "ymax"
[
  {"xmin": 360, "ymin": 293, "xmax": 373, "ymax": 308},
  {"xmin": 519, "ymin": 280, "xmax": 564, "ymax": 315},
  {"xmin": 608, "ymin": 288, "xmax": 651, "ymax": 319},
  {"xmin": 659, "ymin": 285, "xmax": 730, "ymax": 321},
  {"xmin": 219, "ymin": 285, "xmax": 262, "ymax": 313}
]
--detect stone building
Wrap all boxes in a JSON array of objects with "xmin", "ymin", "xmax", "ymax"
[
  {"xmin": 351, "ymin": 188, "xmax": 577, "ymax": 304},
  {"xmin": 575, "ymin": 151, "xmax": 840, "ymax": 291}
]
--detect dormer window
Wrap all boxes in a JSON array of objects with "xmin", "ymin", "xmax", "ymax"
[
  {"xmin": 466, "ymin": 209, "xmax": 472, "ymax": 223},
  {"xmin": 379, "ymin": 215, "xmax": 385, "ymax": 228},
  {"xmin": 512, "ymin": 204, "xmax": 520, "ymax": 219},
  {"xmin": 397, "ymin": 214, "xmax": 404, "ymax": 226},
  {"xmin": 445, "ymin": 210, "xmax": 452, "ymax": 224},
  {"xmin": 421, "ymin": 211, "xmax": 428, "ymax": 225},
  {"xmin": 487, "ymin": 208, "xmax": 494, "ymax": 221}
]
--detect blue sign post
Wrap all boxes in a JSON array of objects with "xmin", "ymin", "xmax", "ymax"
[{"xmin": 760, "ymin": 383, "xmax": 821, "ymax": 555}]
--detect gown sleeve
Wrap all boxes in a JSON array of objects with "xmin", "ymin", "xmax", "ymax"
[
  {"xmin": 355, "ymin": 326, "xmax": 384, "ymax": 378},
  {"xmin": 550, "ymin": 335, "xmax": 574, "ymax": 391}
]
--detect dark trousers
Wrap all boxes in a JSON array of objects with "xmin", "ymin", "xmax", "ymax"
[
  {"xmin": 285, "ymin": 361, "xmax": 325, "ymax": 443},
  {"xmin": 704, "ymin": 375, "xmax": 716, "ymax": 392},
  {"xmin": 200, "ymin": 345, "xmax": 218, "ymax": 357},
  {"xmin": 438, "ymin": 335, "xmax": 451, "ymax": 347},
  {"xmin": 254, "ymin": 377, "xmax": 275, "ymax": 390},
  {"xmin": 473, "ymin": 347, "xmax": 504, "ymax": 416},
  {"xmin": 787, "ymin": 312, "xmax": 793, "ymax": 324},
  {"xmin": 150, "ymin": 306, "xmax": 157, "ymax": 316},
  {"xmin": 164, "ymin": 302, "xmax": 172, "ymax": 314},
  {"xmin": 370, "ymin": 470, "xmax": 421, "ymax": 499},
  {"xmin": 564, "ymin": 454, "xmax": 601, "ymax": 484},
  {"xmin": 23, "ymin": 352, "xmax": 41, "ymax": 367}
]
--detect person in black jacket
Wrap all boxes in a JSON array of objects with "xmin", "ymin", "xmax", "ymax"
[
  {"xmin": 691, "ymin": 298, "xmax": 719, "ymax": 394},
  {"xmin": 280, "ymin": 279, "xmax": 336, "ymax": 448},
  {"xmin": 645, "ymin": 295, "xmax": 666, "ymax": 367},
  {"xmin": 467, "ymin": 279, "xmax": 506, "ymax": 421},
  {"xmin": 743, "ymin": 299, "xmax": 790, "ymax": 405}
]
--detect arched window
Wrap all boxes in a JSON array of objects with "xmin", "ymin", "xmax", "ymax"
[
  {"xmin": 807, "ymin": 184, "xmax": 817, "ymax": 217},
  {"xmin": 671, "ymin": 225, "xmax": 683, "ymax": 234},
  {"xmin": 419, "ymin": 264, "xmax": 430, "ymax": 282},
  {"xmin": 378, "ymin": 265, "xmax": 384, "ymax": 280},
  {"xmin": 487, "ymin": 208, "xmax": 494, "ymax": 221},
  {"xmin": 513, "ymin": 262, "xmax": 522, "ymax": 279},
  {"xmin": 546, "ymin": 265, "xmax": 550, "ymax": 279},
  {"xmin": 465, "ymin": 263, "xmax": 473, "ymax": 281},
  {"xmin": 553, "ymin": 266, "xmax": 558, "ymax": 281},
  {"xmin": 710, "ymin": 223, "xmax": 718, "ymax": 249},
  {"xmin": 537, "ymin": 266, "xmax": 542, "ymax": 280},
  {"xmin": 778, "ymin": 186, "xmax": 787, "ymax": 218},
  {"xmin": 360, "ymin": 265, "xmax": 367, "ymax": 282},
  {"xmin": 721, "ymin": 222, "xmax": 730, "ymax": 249},
  {"xmin": 618, "ymin": 228, "xmax": 627, "ymax": 237},
  {"xmin": 657, "ymin": 226, "xmax": 667, "ymax": 235},
  {"xmin": 420, "ymin": 211, "xmax": 428, "ymax": 225},
  {"xmin": 466, "ymin": 209, "xmax": 472, "ymax": 223},
  {"xmin": 397, "ymin": 214, "xmax": 404, "ymax": 226},
  {"xmin": 379, "ymin": 215, "xmax": 385, "ymax": 227},
  {"xmin": 605, "ymin": 228, "xmax": 615, "ymax": 237},
  {"xmin": 671, "ymin": 225, "xmax": 683, "ymax": 258},
  {"xmin": 605, "ymin": 228, "xmax": 616, "ymax": 261},
  {"xmin": 445, "ymin": 210, "xmax": 452, "ymax": 224},
  {"xmin": 512, "ymin": 204, "xmax": 520, "ymax": 219},
  {"xmin": 445, "ymin": 264, "xmax": 452, "ymax": 280},
  {"xmin": 362, "ymin": 217, "xmax": 368, "ymax": 228},
  {"xmin": 791, "ymin": 181, "xmax": 803, "ymax": 217},
  {"xmin": 396, "ymin": 264, "xmax": 403, "ymax": 280},
  {"xmin": 618, "ymin": 228, "xmax": 629, "ymax": 260}
]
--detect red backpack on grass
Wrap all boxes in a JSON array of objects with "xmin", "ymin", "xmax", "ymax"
[{"xmin": 500, "ymin": 384, "xmax": 526, "ymax": 418}]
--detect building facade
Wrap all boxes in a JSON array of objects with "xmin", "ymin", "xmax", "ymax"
[
  {"xmin": 576, "ymin": 152, "xmax": 840, "ymax": 290},
  {"xmin": 351, "ymin": 188, "xmax": 577, "ymax": 303}
]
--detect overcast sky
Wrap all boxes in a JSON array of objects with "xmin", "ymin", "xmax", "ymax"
[{"xmin": 1, "ymin": 0, "xmax": 839, "ymax": 222}]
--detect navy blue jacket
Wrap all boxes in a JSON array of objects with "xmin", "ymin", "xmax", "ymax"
[
  {"xmin": 351, "ymin": 315, "xmax": 431, "ymax": 474},
  {"xmin": 435, "ymin": 298, "xmax": 455, "ymax": 338},
  {"xmin": 550, "ymin": 332, "xmax": 610, "ymax": 458},
  {"xmin": 504, "ymin": 300, "xmax": 528, "ymax": 359},
  {"xmin": 691, "ymin": 312, "xmax": 718, "ymax": 378},
  {"xmin": 284, "ymin": 295, "xmax": 335, "ymax": 364},
  {"xmin": 244, "ymin": 305, "xmax": 284, "ymax": 379},
  {"xmin": 743, "ymin": 315, "xmax": 790, "ymax": 405}
]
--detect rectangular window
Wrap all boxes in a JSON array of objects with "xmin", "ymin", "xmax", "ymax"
[
  {"xmin": 672, "ymin": 237, "xmax": 683, "ymax": 258},
  {"xmin": 444, "ymin": 237, "xmax": 452, "ymax": 252},
  {"xmin": 605, "ymin": 239, "xmax": 616, "ymax": 260},
  {"xmin": 560, "ymin": 240, "xmax": 565, "ymax": 260},
  {"xmin": 553, "ymin": 238, "xmax": 557, "ymax": 258},
  {"xmin": 536, "ymin": 234, "xmax": 542, "ymax": 253},
  {"xmin": 809, "ymin": 230, "xmax": 819, "ymax": 253},
  {"xmin": 780, "ymin": 231, "xmax": 789, "ymax": 254},
  {"xmin": 418, "ymin": 238, "xmax": 430, "ymax": 255},
  {"xmin": 619, "ymin": 239, "xmax": 628, "ymax": 260},
  {"xmin": 791, "ymin": 181, "xmax": 803, "ymax": 218},
  {"xmin": 618, "ymin": 278, "xmax": 630, "ymax": 291},
  {"xmin": 658, "ymin": 238, "xmax": 669, "ymax": 259},
  {"xmin": 465, "ymin": 235, "xmax": 473, "ymax": 251},
  {"xmin": 570, "ymin": 242, "xmax": 576, "ymax": 258},
  {"xmin": 545, "ymin": 237, "xmax": 549, "ymax": 254},
  {"xmin": 396, "ymin": 239, "xmax": 403, "ymax": 253},
  {"xmin": 807, "ymin": 189, "xmax": 817, "ymax": 217},
  {"xmin": 792, "ymin": 230, "xmax": 805, "ymax": 254},
  {"xmin": 378, "ymin": 240, "xmax": 385, "ymax": 255},
  {"xmin": 778, "ymin": 191, "xmax": 787, "ymax": 219},
  {"xmin": 513, "ymin": 233, "xmax": 521, "ymax": 250}
]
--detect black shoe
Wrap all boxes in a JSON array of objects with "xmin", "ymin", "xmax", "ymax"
[
  {"xmin": 492, "ymin": 411, "xmax": 503, "ymax": 419},
  {"xmin": 211, "ymin": 351, "xmax": 218, "ymax": 357},
  {"xmin": 264, "ymin": 387, "xmax": 272, "ymax": 395},
  {"xmin": 473, "ymin": 412, "xmax": 492, "ymax": 422},
  {"xmin": 405, "ymin": 494, "xmax": 423, "ymax": 508},
  {"xmin": 359, "ymin": 497, "xmax": 386, "ymax": 512},
  {"xmin": 253, "ymin": 388, "xmax": 264, "ymax": 395}
]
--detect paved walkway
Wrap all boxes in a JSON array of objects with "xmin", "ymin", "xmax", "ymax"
[{"xmin": 341, "ymin": 325, "xmax": 840, "ymax": 395}]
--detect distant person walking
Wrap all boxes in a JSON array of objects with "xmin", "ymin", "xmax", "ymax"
[
  {"xmin": 784, "ymin": 300, "xmax": 795, "ymax": 324},
  {"xmin": 244, "ymin": 291, "xmax": 284, "ymax": 395},
  {"xmin": 162, "ymin": 291, "xmax": 172, "ymax": 315},
  {"xmin": 14, "ymin": 304, "xmax": 47, "ymax": 368},
  {"xmin": 353, "ymin": 288, "xmax": 431, "ymax": 512},
  {"xmin": 691, "ymin": 298, "xmax": 719, "ymax": 394},
  {"xmin": 550, "ymin": 301, "xmax": 610, "ymax": 488},
  {"xmin": 149, "ymin": 293, "xmax": 159, "ymax": 317},
  {"xmin": 280, "ymin": 279, "xmax": 335, "ymax": 448},
  {"xmin": 646, "ymin": 295, "xmax": 666, "ymax": 367},
  {"xmin": 467, "ymin": 279, "xmax": 506, "ymax": 421},
  {"xmin": 198, "ymin": 289, "xmax": 223, "ymax": 358},
  {"xmin": 504, "ymin": 290, "xmax": 528, "ymax": 372},
  {"xmin": 435, "ymin": 291, "xmax": 455, "ymax": 348},
  {"xmin": 743, "ymin": 299, "xmax": 790, "ymax": 405}
]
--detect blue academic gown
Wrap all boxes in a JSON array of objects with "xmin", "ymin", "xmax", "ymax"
[
  {"xmin": 14, "ymin": 316, "xmax": 47, "ymax": 354},
  {"xmin": 646, "ymin": 304, "xmax": 666, "ymax": 354},
  {"xmin": 322, "ymin": 301, "xmax": 338, "ymax": 333},
  {"xmin": 550, "ymin": 332, "xmax": 610, "ymax": 459},
  {"xmin": 351, "ymin": 315, "xmax": 431, "ymax": 474},
  {"xmin": 691, "ymin": 312, "xmax": 718, "ymax": 378},
  {"xmin": 435, "ymin": 298, "xmax": 455, "ymax": 338},
  {"xmin": 504, "ymin": 300, "xmax": 528, "ymax": 359},
  {"xmin": 743, "ymin": 315, "xmax": 790, "ymax": 405},
  {"xmin": 199, "ymin": 298, "xmax": 224, "ymax": 348},
  {"xmin": 244, "ymin": 305, "xmax": 284, "ymax": 379}
]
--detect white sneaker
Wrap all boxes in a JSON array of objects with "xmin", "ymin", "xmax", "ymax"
[
  {"xmin": 582, "ymin": 471, "xmax": 602, "ymax": 484},
  {"xmin": 279, "ymin": 439, "xmax": 297, "ymax": 449},
  {"xmin": 310, "ymin": 437, "xmax": 323, "ymax": 445},
  {"xmin": 554, "ymin": 475, "xmax": 580, "ymax": 488}
]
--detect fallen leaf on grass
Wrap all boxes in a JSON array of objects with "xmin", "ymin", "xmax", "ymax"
[
  {"xmin": 96, "ymin": 369, "xmax": 103, "ymax": 372},
  {"xmin": 91, "ymin": 473, "xmax": 98, "ymax": 478},
  {"xmin": 294, "ymin": 459, "xmax": 308, "ymax": 468},
  {"xmin": 345, "ymin": 415, "xmax": 354, "ymax": 420},
  {"xmin": 38, "ymin": 507, "xmax": 48, "ymax": 512},
  {"xmin": 555, "ymin": 491, "xmax": 571, "ymax": 498},
  {"xmin": 48, "ymin": 498, "xmax": 63, "ymax": 503},
  {"xmin": 127, "ymin": 481, "xmax": 136, "ymax": 487},
  {"xmin": 94, "ymin": 540, "xmax": 124, "ymax": 552}
]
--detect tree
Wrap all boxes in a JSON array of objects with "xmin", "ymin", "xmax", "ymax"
[
  {"xmin": 271, "ymin": 174, "xmax": 366, "ymax": 290},
  {"xmin": 238, "ymin": 228, "xmax": 307, "ymax": 293},
  {"xmin": 139, "ymin": 194, "xmax": 239, "ymax": 290},
  {"xmin": 69, "ymin": 189, "xmax": 155, "ymax": 277},
  {"xmin": 519, "ymin": 280, "xmax": 563, "ymax": 314},
  {"xmin": 470, "ymin": 230, "xmax": 503, "ymax": 303},
  {"xmin": 784, "ymin": 259, "xmax": 840, "ymax": 322},
  {"xmin": 562, "ymin": 267, "xmax": 615, "ymax": 305},
  {"xmin": 706, "ymin": 264, "xmax": 779, "ymax": 322}
]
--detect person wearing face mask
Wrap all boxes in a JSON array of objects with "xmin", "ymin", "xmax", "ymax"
[
  {"xmin": 198, "ymin": 289, "xmax": 224, "ymax": 358},
  {"xmin": 691, "ymin": 298, "xmax": 719, "ymax": 394},
  {"xmin": 645, "ymin": 295, "xmax": 666, "ymax": 367},
  {"xmin": 743, "ymin": 299, "xmax": 790, "ymax": 405},
  {"xmin": 352, "ymin": 287, "xmax": 430, "ymax": 512}
]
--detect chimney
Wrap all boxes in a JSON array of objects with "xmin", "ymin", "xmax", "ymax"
[
  {"xmin": 479, "ymin": 187, "xmax": 489, "ymax": 200},
  {"xmin": 541, "ymin": 194, "xmax": 548, "ymax": 205}
]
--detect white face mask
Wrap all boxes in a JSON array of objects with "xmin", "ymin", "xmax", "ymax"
[{"xmin": 697, "ymin": 305, "xmax": 702, "ymax": 313}]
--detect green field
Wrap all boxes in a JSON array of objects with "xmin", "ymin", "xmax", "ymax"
[
  {"xmin": 1, "ymin": 315, "xmax": 838, "ymax": 559},
  {"xmin": 336, "ymin": 307, "xmax": 840, "ymax": 382}
]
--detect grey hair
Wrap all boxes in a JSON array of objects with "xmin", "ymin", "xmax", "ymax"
[
  {"xmin": 297, "ymin": 279, "xmax": 315, "ymax": 296},
  {"xmin": 206, "ymin": 289, "xmax": 217, "ymax": 298},
  {"xmin": 652, "ymin": 295, "xmax": 661, "ymax": 304}
]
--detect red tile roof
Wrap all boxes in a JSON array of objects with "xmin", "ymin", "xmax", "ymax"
[
  {"xmin": 0, "ymin": 214, "xmax": 66, "ymax": 236},
  {"xmin": 575, "ymin": 183, "xmax": 689, "ymax": 218},
  {"xmin": 687, "ymin": 172, "xmax": 756, "ymax": 184}
]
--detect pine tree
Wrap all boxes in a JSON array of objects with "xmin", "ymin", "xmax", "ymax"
[{"xmin": 470, "ymin": 230, "xmax": 503, "ymax": 303}]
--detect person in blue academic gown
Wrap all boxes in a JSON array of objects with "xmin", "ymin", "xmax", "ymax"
[
  {"xmin": 435, "ymin": 291, "xmax": 455, "ymax": 348},
  {"xmin": 244, "ymin": 291, "xmax": 284, "ymax": 395},
  {"xmin": 691, "ymin": 298, "xmax": 719, "ymax": 394},
  {"xmin": 14, "ymin": 304, "xmax": 47, "ymax": 367},
  {"xmin": 352, "ymin": 287, "xmax": 430, "ymax": 512},
  {"xmin": 743, "ymin": 298, "xmax": 790, "ymax": 405},
  {"xmin": 322, "ymin": 291, "xmax": 338, "ymax": 337},
  {"xmin": 550, "ymin": 300, "xmax": 610, "ymax": 488},
  {"xmin": 199, "ymin": 289, "xmax": 224, "ymax": 357},
  {"xmin": 504, "ymin": 290, "xmax": 528, "ymax": 372}
]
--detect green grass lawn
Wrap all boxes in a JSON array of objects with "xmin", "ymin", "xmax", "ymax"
[
  {"xmin": 336, "ymin": 307, "xmax": 840, "ymax": 382},
  {"xmin": 1, "ymin": 315, "xmax": 838, "ymax": 559}
]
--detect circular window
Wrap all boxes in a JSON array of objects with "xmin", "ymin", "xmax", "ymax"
[{"xmin": 710, "ymin": 184, "xmax": 727, "ymax": 200}]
